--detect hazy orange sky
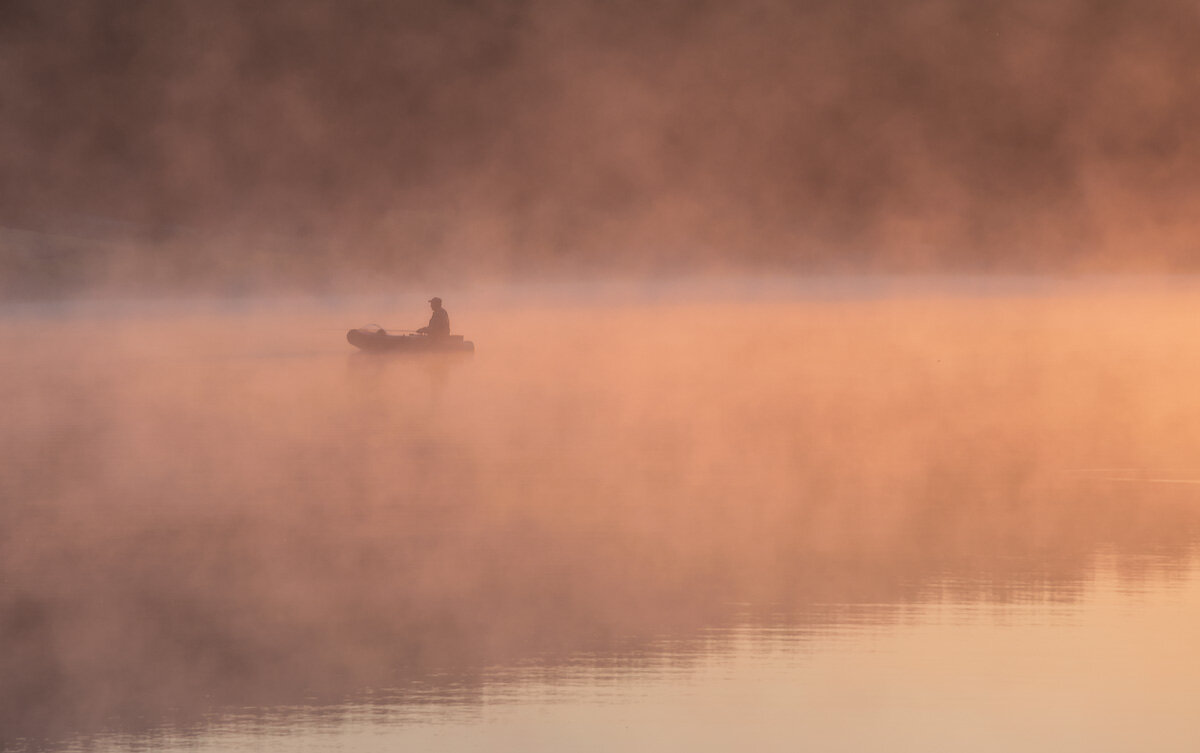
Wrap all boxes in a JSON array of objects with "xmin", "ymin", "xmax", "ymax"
[{"xmin": 3, "ymin": 0, "xmax": 1200, "ymax": 292}]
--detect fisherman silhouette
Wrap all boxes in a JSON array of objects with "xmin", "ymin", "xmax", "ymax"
[
  {"xmin": 416, "ymin": 297, "xmax": 450, "ymax": 337},
  {"xmin": 346, "ymin": 296, "xmax": 472, "ymax": 352}
]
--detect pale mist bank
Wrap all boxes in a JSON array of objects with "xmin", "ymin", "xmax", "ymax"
[{"xmin": 3, "ymin": 276, "xmax": 1200, "ymax": 750}]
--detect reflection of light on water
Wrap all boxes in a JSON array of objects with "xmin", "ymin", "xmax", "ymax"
[
  {"xmin": 1064, "ymin": 469, "xmax": 1200, "ymax": 485},
  {"xmin": 7, "ymin": 282, "xmax": 1200, "ymax": 752},
  {"xmin": 57, "ymin": 558, "xmax": 1200, "ymax": 753}
]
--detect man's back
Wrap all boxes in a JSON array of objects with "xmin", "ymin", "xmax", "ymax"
[{"xmin": 428, "ymin": 307, "xmax": 450, "ymax": 336}]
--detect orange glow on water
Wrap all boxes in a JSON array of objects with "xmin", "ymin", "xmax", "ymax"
[{"xmin": 3, "ymin": 279, "xmax": 1200, "ymax": 749}]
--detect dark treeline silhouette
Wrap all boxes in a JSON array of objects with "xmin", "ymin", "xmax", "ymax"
[{"xmin": 4, "ymin": 0, "xmax": 1200, "ymax": 294}]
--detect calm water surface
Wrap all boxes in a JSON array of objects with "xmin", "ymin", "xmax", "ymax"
[{"xmin": 4, "ymin": 280, "xmax": 1200, "ymax": 751}]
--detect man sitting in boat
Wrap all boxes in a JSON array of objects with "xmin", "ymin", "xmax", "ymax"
[{"xmin": 416, "ymin": 297, "xmax": 450, "ymax": 336}]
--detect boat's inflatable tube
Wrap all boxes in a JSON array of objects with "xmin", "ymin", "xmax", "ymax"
[{"xmin": 347, "ymin": 328, "xmax": 475, "ymax": 353}]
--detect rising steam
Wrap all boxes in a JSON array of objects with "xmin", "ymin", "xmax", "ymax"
[{"xmin": 4, "ymin": 0, "xmax": 1200, "ymax": 296}]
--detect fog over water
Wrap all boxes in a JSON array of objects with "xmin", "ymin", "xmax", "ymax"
[
  {"xmin": 4, "ymin": 279, "xmax": 1200, "ymax": 751},
  {"xmin": 6, "ymin": 1, "xmax": 1200, "ymax": 748}
]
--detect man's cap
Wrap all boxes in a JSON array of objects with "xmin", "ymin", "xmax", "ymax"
[{"xmin": 428, "ymin": 297, "xmax": 442, "ymax": 305}]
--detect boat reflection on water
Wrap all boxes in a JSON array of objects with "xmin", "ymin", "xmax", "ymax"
[{"xmin": 3, "ymin": 283, "xmax": 1200, "ymax": 752}]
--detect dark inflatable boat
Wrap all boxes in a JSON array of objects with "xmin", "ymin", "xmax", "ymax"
[{"xmin": 346, "ymin": 326, "xmax": 475, "ymax": 353}]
